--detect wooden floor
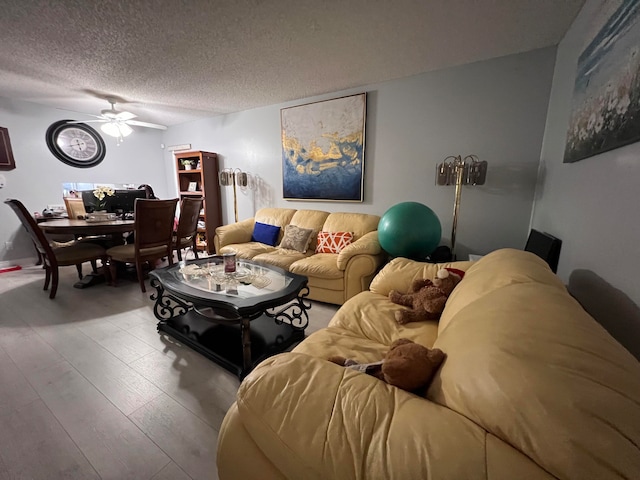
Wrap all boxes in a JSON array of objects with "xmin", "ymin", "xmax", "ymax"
[{"xmin": 0, "ymin": 255, "xmax": 337, "ymax": 480}]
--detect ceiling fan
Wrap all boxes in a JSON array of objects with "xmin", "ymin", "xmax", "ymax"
[{"xmin": 74, "ymin": 98, "xmax": 167, "ymax": 143}]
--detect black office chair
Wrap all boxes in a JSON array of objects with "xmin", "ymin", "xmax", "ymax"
[
  {"xmin": 138, "ymin": 184, "xmax": 157, "ymax": 199},
  {"xmin": 524, "ymin": 229, "xmax": 562, "ymax": 273}
]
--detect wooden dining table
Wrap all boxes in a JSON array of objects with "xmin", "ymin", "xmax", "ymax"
[
  {"xmin": 38, "ymin": 218, "xmax": 136, "ymax": 288},
  {"xmin": 38, "ymin": 218, "xmax": 135, "ymax": 237}
]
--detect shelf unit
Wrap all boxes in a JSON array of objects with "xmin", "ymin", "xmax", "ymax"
[{"xmin": 174, "ymin": 150, "xmax": 222, "ymax": 254}]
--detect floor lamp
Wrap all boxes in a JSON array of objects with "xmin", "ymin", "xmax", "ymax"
[
  {"xmin": 436, "ymin": 155, "xmax": 488, "ymax": 259},
  {"xmin": 219, "ymin": 168, "xmax": 252, "ymax": 223}
]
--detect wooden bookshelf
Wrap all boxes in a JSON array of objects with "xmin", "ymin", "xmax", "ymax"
[{"xmin": 174, "ymin": 150, "xmax": 222, "ymax": 254}]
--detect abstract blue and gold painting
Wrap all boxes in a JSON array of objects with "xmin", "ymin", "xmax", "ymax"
[
  {"xmin": 281, "ymin": 93, "xmax": 366, "ymax": 201},
  {"xmin": 564, "ymin": 0, "xmax": 640, "ymax": 163}
]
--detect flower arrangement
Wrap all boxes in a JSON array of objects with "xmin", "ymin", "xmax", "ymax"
[
  {"xmin": 93, "ymin": 185, "xmax": 115, "ymax": 211},
  {"xmin": 180, "ymin": 159, "xmax": 196, "ymax": 169}
]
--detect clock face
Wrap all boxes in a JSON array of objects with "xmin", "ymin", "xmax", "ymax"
[{"xmin": 46, "ymin": 120, "xmax": 106, "ymax": 168}]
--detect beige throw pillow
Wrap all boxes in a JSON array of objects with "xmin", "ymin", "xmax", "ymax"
[{"xmin": 278, "ymin": 225, "xmax": 314, "ymax": 253}]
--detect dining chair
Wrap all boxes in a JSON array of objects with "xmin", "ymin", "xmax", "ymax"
[
  {"xmin": 173, "ymin": 197, "xmax": 204, "ymax": 261},
  {"xmin": 106, "ymin": 198, "xmax": 178, "ymax": 293},
  {"xmin": 5, "ymin": 199, "xmax": 107, "ymax": 299}
]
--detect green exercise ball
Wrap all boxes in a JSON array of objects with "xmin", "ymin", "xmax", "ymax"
[{"xmin": 378, "ymin": 202, "xmax": 442, "ymax": 259}]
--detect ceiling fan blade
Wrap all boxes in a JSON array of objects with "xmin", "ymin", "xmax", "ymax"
[
  {"xmin": 115, "ymin": 111, "xmax": 137, "ymax": 121},
  {"xmin": 126, "ymin": 120, "xmax": 167, "ymax": 130},
  {"xmin": 55, "ymin": 107, "xmax": 105, "ymax": 119},
  {"xmin": 81, "ymin": 113, "xmax": 106, "ymax": 119},
  {"xmin": 68, "ymin": 119, "xmax": 108, "ymax": 124}
]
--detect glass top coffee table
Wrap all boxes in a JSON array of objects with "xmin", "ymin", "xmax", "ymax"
[{"xmin": 149, "ymin": 257, "xmax": 310, "ymax": 379}]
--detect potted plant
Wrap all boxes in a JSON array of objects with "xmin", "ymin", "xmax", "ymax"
[
  {"xmin": 180, "ymin": 159, "xmax": 195, "ymax": 170},
  {"xmin": 92, "ymin": 185, "xmax": 115, "ymax": 212}
]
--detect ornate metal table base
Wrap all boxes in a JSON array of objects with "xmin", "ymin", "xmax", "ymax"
[{"xmin": 151, "ymin": 278, "xmax": 309, "ymax": 379}]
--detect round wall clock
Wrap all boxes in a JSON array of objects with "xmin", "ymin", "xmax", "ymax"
[{"xmin": 46, "ymin": 120, "xmax": 106, "ymax": 168}]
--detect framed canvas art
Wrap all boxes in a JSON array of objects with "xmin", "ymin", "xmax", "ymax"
[
  {"xmin": 564, "ymin": 0, "xmax": 640, "ymax": 163},
  {"xmin": 0, "ymin": 127, "xmax": 16, "ymax": 170},
  {"xmin": 281, "ymin": 93, "xmax": 366, "ymax": 201}
]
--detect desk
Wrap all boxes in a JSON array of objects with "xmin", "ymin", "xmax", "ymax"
[{"xmin": 39, "ymin": 218, "xmax": 135, "ymax": 236}]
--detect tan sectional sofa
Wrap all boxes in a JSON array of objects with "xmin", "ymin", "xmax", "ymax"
[
  {"xmin": 214, "ymin": 207, "xmax": 384, "ymax": 305},
  {"xmin": 217, "ymin": 249, "xmax": 640, "ymax": 479}
]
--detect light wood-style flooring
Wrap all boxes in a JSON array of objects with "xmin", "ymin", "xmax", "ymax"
[{"xmin": 0, "ymin": 256, "xmax": 337, "ymax": 479}]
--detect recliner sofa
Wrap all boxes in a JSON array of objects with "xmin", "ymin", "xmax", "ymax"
[
  {"xmin": 214, "ymin": 207, "xmax": 384, "ymax": 305},
  {"xmin": 216, "ymin": 248, "xmax": 640, "ymax": 479}
]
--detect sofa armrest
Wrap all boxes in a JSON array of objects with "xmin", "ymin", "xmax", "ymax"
[
  {"xmin": 336, "ymin": 230, "xmax": 381, "ymax": 270},
  {"xmin": 214, "ymin": 218, "xmax": 254, "ymax": 252},
  {"xmin": 222, "ymin": 353, "xmax": 487, "ymax": 480},
  {"xmin": 370, "ymin": 257, "xmax": 475, "ymax": 295}
]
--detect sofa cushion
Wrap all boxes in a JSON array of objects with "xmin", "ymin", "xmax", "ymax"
[
  {"xmin": 370, "ymin": 257, "xmax": 475, "ymax": 297},
  {"xmin": 220, "ymin": 242, "xmax": 277, "ymax": 259},
  {"xmin": 278, "ymin": 224, "xmax": 314, "ymax": 252},
  {"xmin": 438, "ymin": 249, "xmax": 565, "ymax": 333},
  {"xmin": 293, "ymin": 325, "xmax": 389, "ymax": 361},
  {"xmin": 254, "ymin": 208, "xmax": 297, "ymax": 228},
  {"xmin": 315, "ymin": 231, "xmax": 353, "ymax": 253},
  {"xmin": 288, "ymin": 209, "xmax": 330, "ymax": 229},
  {"xmin": 321, "ymin": 291, "xmax": 440, "ymax": 349},
  {"xmin": 251, "ymin": 222, "xmax": 281, "ymax": 246},
  {"xmin": 288, "ymin": 210, "xmax": 330, "ymax": 252},
  {"xmin": 322, "ymin": 212, "xmax": 380, "ymax": 239},
  {"xmin": 290, "ymin": 253, "xmax": 343, "ymax": 279},
  {"xmin": 253, "ymin": 248, "xmax": 309, "ymax": 270},
  {"xmin": 253, "ymin": 208, "xmax": 297, "ymax": 245},
  {"xmin": 236, "ymin": 353, "xmax": 487, "ymax": 480}
]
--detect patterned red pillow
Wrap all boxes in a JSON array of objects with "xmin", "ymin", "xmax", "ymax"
[{"xmin": 315, "ymin": 231, "xmax": 354, "ymax": 254}]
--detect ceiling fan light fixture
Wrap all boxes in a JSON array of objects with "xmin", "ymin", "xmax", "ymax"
[
  {"xmin": 78, "ymin": 99, "xmax": 165, "ymax": 143},
  {"xmin": 118, "ymin": 123, "xmax": 133, "ymax": 137},
  {"xmin": 101, "ymin": 122, "xmax": 133, "ymax": 138}
]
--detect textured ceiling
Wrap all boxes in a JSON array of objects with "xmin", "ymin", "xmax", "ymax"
[{"xmin": 0, "ymin": 0, "xmax": 585, "ymax": 127}]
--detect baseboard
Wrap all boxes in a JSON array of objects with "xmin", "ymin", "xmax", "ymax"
[{"xmin": 0, "ymin": 257, "xmax": 36, "ymax": 270}]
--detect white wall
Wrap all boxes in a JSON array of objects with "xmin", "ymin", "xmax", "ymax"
[
  {"xmin": 163, "ymin": 47, "xmax": 557, "ymax": 260},
  {"xmin": 532, "ymin": 0, "xmax": 640, "ymax": 306},
  {"xmin": 0, "ymin": 46, "xmax": 557, "ymax": 268},
  {"xmin": 0, "ymin": 98, "xmax": 168, "ymax": 264}
]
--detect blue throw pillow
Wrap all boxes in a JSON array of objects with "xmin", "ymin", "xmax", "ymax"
[{"xmin": 251, "ymin": 222, "xmax": 281, "ymax": 246}]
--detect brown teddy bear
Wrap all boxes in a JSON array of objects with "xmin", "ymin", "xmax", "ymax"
[
  {"xmin": 328, "ymin": 338, "xmax": 445, "ymax": 393},
  {"xmin": 388, "ymin": 268, "xmax": 464, "ymax": 324}
]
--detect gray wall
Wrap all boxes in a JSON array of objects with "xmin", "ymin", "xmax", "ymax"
[
  {"xmin": 0, "ymin": 98, "xmax": 168, "ymax": 265},
  {"xmin": 163, "ymin": 47, "xmax": 557, "ymax": 261},
  {"xmin": 533, "ymin": 0, "xmax": 640, "ymax": 306}
]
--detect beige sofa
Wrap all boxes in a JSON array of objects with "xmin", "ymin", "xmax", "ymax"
[
  {"xmin": 214, "ymin": 207, "xmax": 384, "ymax": 305},
  {"xmin": 217, "ymin": 249, "xmax": 640, "ymax": 479}
]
